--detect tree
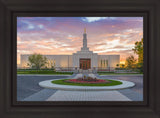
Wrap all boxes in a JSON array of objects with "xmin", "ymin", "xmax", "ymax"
[
  {"xmin": 132, "ymin": 38, "xmax": 143, "ymax": 63},
  {"xmin": 116, "ymin": 64, "xmax": 119, "ymax": 68},
  {"xmin": 27, "ymin": 54, "xmax": 47, "ymax": 69},
  {"xmin": 125, "ymin": 55, "xmax": 137, "ymax": 69},
  {"xmin": 121, "ymin": 64, "xmax": 125, "ymax": 68},
  {"xmin": 132, "ymin": 38, "xmax": 143, "ymax": 72}
]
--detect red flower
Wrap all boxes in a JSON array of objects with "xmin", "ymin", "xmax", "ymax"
[{"xmin": 66, "ymin": 79, "xmax": 107, "ymax": 84}]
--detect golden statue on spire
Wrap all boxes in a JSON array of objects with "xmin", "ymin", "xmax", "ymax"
[{"xmin": 84, "ymin": 28, "xmax": 86, "ymax": 33}]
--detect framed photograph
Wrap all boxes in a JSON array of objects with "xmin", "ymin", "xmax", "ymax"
[
  {"xmin": 16, "ymin": 16, "xmax": 144, "ymax": 102},
  {"xmin": 0, "ymin": 0, "xmax": 160, "ymax": 118}
]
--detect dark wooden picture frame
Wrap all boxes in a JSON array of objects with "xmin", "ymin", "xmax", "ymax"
[{"xmin": 0, "ymin": 0, "xmax": 160, "ymax": 118}]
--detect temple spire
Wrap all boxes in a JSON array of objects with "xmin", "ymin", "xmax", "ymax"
[
  {"xmin": 84, "ymin": 28, "xmax": 86, "ymax": 33},
  {"xmin": 81, "ymin": 28, "xmax": 89, "ymax": 51}
]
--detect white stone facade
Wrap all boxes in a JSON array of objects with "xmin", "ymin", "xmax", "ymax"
[
  {"xmin": 72, "ymin": 51, "xmax": 98, "ymax": 68},
  {"xmin": 20, "ymin": 54, "xmax": 73, "ymax": 68},
  {"xmin": 20, "ymin": 54, "xmax": 119, "ymax": 69}
]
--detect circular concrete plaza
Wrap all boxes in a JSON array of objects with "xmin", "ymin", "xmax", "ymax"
[
  {"xmin": 17, "ymin": 74, "xmax": 143, "ymax": 101},
  {"xmin": 39, "ymin": 79, "xmax": 135, "ymax": 91}
]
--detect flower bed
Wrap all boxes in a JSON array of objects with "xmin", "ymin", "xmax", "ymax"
[
  {"xmin": 65, "ymin": 78, "xmax": 109, "ymax": 84},
  {"xmin": 51, "ymin": 79, "xmax": 122, "ymax": 86}
]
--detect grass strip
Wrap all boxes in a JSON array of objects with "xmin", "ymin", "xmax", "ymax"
[
  {"xmin": 98, "ymin": 72, "xmax": 143, "ymax": 75},
  {"xmin": 51, "ymin": 79, "xmax": 122, "ymax": 86},
  {"xmin": 17, "ymin": 70, "xmax": 73, "ymax": 75}
]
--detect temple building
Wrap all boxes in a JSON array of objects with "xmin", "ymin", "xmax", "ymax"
[{"xmin": 20, "ymin": 29, "xmax": 120, "ymax": 71}]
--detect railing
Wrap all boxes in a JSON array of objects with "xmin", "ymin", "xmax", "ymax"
[
  {"xmin": 17, "ymin": 67, "xmax": 115, "ymax": 72},
  {"xmin": 97, "ymin": 67, "xmax": 115, "ymax": 72}
]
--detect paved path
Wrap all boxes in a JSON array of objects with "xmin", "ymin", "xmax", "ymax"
[
  {"xmin": 17, "ymin": 75, "xmax": 70, "ymax": 101},
  {"xmin": 22, "ymin": 89, "xmax": 57, "ymax": 101},
  {"xmin": 96, "ymin": 74, "xmax": 143, "ymax": 94},
  {"xmin": 17, "ymin": 74, "xmax": 143, "ymax": 101},
  {"xmin": 47, "ymin": 90, "xmax": 131, "ymax": 101}
]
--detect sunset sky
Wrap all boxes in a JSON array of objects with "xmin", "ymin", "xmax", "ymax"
[{"xmin": 17, "ymin": 17, "xmax": 143, "ymax": 64}]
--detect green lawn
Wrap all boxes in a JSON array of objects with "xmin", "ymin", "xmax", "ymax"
[
  {"xmin": 51, "ymin": 79, "xmax": 122, "ymax": 86},
  {"xmin": 97, "ymin": 72, "xmax": 143, "ymax": 75},
  {"xmin": 17, "ymin": 70, "xmax": 73, "ymax": 75}
]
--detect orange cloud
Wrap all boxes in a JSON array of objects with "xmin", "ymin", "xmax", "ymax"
[{"xmin": 17, "ymin": 36, "xmax": 21, "ymax": 41}]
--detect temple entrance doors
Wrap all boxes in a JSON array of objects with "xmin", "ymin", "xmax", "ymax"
[{"xmin": 80, "ymin": 58, "xmax": 91, "ymax": 70}]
